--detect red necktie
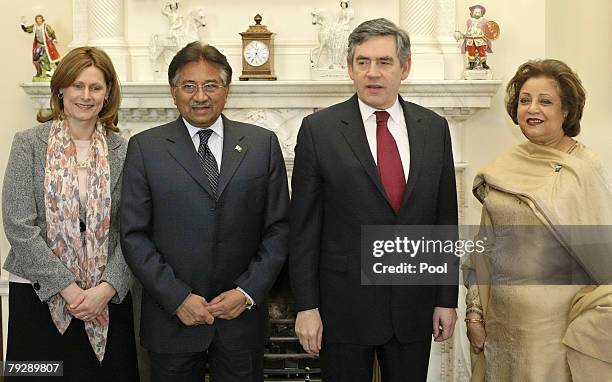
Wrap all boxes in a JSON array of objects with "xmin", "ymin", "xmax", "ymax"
[{"xmin": 375, "ymin": 111, "xmax": 406, "ymax": 214}]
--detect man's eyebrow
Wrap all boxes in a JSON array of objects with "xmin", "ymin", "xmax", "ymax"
[{"xmin": 355, "ymin": 55, "xmax": 394, "ymax": 61}]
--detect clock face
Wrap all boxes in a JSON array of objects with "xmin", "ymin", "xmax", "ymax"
[{"xmin": 243, "ymin": 40, "xmax": 270, "ymax": 67}]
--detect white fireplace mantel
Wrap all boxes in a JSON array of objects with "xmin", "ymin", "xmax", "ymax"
[{"xmin": 21, "ymin": 80, "xmax": 501, "ymax": 118}]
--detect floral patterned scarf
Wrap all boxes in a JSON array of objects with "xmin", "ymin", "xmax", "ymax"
[{"xmin": 44, "ymin": 119, "xmax": 111, "ymax": 362}]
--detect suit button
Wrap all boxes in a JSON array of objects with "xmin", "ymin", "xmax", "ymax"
[
  {"xmin": 33, "ymin": 282, "xmax": 40, "ymax": 291},
  {"xmin": 79, "ymin": 220, "xmax": 86, "ymax": 232}
]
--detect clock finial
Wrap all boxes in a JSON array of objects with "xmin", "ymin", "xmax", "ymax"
[{"xmin": 254, "ymin": 14, "xmax": 262, "ymax": 25}]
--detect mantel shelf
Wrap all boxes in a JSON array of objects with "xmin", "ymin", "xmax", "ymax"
[{"xmin": 21, "ymin": 79, "xmax": 502, "ymax": 112}]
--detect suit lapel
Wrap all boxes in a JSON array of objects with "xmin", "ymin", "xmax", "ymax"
[
  {"xmin": 165, "ymin": 118, "xmax": 215, "ymax": 198},
  {"xmin": 36, "ymin": 123, "xmax": 51, "ymax": 169},
  {"xmin": 106, "ymin": 131, "xmax": 123, "ymax": 192},
  {"xmin": 338, "ymin": 95, "xmax": 390, "ymax": 204},
  {"xmin": 399, "ymin": 97, "xmax": 426, "ymax": 209},
  {"xmin": 217, "ymin": 115, "xmax": 247, "ymax": 198}
]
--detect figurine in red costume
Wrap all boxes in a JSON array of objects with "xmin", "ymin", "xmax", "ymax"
[
  {"xmin": 457, "ymin": 4, "xmax": 492, "ymax": 70},
  {"xmin": 20, "ymin": 15, "xmax": 61, "ymax": 80}
]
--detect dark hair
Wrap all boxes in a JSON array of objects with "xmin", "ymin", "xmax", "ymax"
[
  {"xmin": 38, "ymin": 46, "xmax": 121, "ymax": 132},
  {"xmin": 168, "ymin": 42, "xmax": 232, "ymax": 86},
  {"xmin": 505, "ymin": 59, "xmax": 586, "ymax": 137},
  {"xmin": 347, "ymin": 18, "xmax": 411, "ymax": 66}
]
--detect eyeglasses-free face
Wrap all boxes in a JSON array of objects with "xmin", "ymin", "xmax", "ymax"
[
  {"xmin": 61, "ymin": 65, "xmax": 109, "ymax": 130},
  {"xmin": 171, "ymin": 60, "xmax": 229, "ymax": 128},
  {"xmin": 348, "ymin": 35, "xmax": 411, "ymax": 110},
  {"xmin": 517, "ymin": 76, "xmax": 567, "ymax": 147}
]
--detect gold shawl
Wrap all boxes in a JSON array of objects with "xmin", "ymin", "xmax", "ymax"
[{"xmin": 470, "ymin": 141, "xmax": 612, "ymax": 380}]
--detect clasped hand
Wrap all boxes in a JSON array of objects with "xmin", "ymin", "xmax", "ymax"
[
  {"xmin": 61, "ymin": 282, "xmax": 116, "ymax": 326},
  {"xmin": 176, "ymin": 289, "xmax": 248, "ymax": 327}
]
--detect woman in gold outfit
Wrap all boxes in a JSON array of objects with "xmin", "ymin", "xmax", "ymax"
[{"xmin": 464, "ymin": 59, "xmax": 612, "ymax": 381}]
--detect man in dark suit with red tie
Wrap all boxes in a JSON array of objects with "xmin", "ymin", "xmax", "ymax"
[{"xmin": 289, "ymin": 18, "xmax": 458, "ymax": 381}]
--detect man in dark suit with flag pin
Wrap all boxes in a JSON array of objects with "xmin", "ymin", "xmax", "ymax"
[{"xmin": 121, "ymin": 42, "xmax": 289, "ymax": 382}]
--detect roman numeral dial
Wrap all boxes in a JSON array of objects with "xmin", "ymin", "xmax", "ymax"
[{"xmin": 243, "ymin": 40, "xmax": 269, "ymax": 67}]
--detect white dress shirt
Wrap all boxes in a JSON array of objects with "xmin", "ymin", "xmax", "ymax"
[
  {"xmin": 184, "ymin": 116, "xmax": 224, "ymax": 172},
  {"xmin": 183, "ymin": 117, "xmax": 255, "ymax": 308},
  {"xmin": 358, "ymin": 97, "xmax": 411, "ymax": 181}
]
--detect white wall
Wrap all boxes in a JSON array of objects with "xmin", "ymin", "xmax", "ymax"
[{"xmin": 545, "ymin": 0, "xmax": 612, "ymax": 177}]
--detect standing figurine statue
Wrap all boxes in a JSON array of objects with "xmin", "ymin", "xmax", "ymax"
[
  {"xmin": 329, "ymin": 1, "xmax": 354, "ymax": 68},
  {"xmin": 454, "ymin": 4, "xmax": 499, "ymax": 72},
  {"xmin": 310, "ymin": 1, "xmax": 354, "ymax": 73},
  {"xmin": 20, "ymin": 14, "xmax": 61, "ymax": 81}
]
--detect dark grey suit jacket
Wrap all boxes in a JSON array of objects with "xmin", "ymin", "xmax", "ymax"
[
  {"xmin": 2, "ymin": 122, "xmax": 133, "ymax": 302},
  {"xmin": 120, "ymin": 116, "xmax": 289, "ymax": 353},
  {"xmin": 289, "ymin": 95, "xmax": 459, "ymax": 345}
]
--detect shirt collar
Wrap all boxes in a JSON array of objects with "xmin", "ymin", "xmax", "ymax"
[
  {"xmin": 357, "ymin": 97, "xmax": 403, "ymax": 125},
  {"xmin": 183, "ymin": 116, "xmax": 224, "ymax": 140}
]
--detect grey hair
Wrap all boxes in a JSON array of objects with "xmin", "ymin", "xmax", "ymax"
[
  {"xmin": 347, "ymin": 18, "xmax": 411, "ymax": 66},
  {"xmin": 168, "ymin": 42, "xmax": 232, "ymax": 87}
]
